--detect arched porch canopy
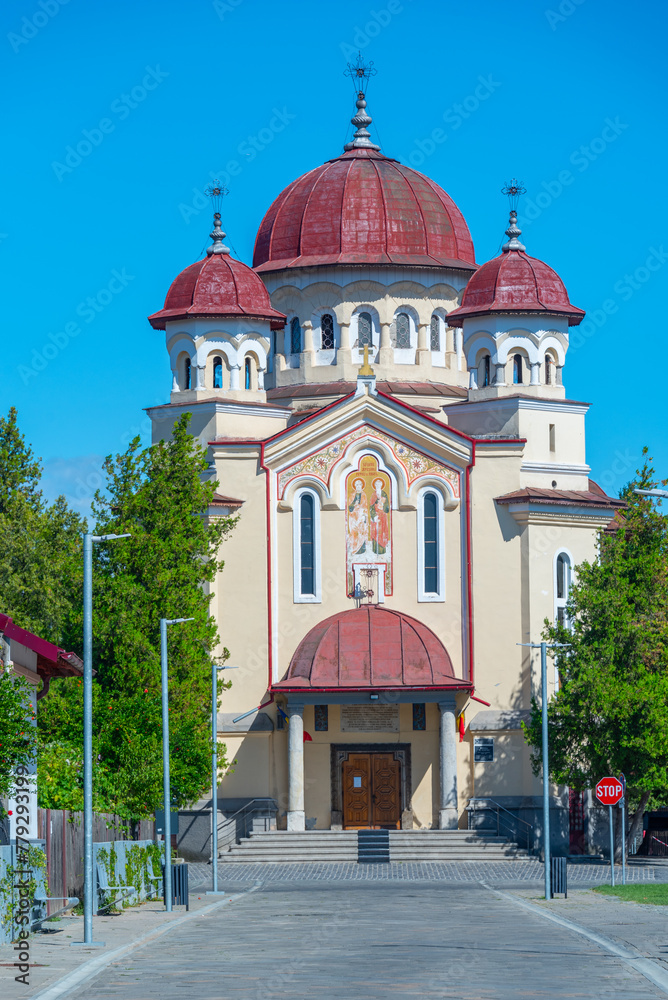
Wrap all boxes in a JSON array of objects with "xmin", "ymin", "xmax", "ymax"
[{"xmin": 273, "ymin": 606, "xmax": 470, "ymax": 692}]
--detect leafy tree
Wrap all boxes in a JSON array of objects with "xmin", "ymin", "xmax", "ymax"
[
  {"xmin": 0, "ymin": 666, "xmax": 38, "ymax": 802},
  {"xmin": 0, "ymin": 408, "xmax": 84, "ymax": 644},
  {"xmin": 524, "ymin": 451, "xmax": 668, "ymax": 855},
  {"xmin": 38, "ymin": 414, "xmax": 236, "ymax": 818}
]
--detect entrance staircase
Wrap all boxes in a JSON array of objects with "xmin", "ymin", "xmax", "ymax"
[{"xmin": 221, "ymin": 829, "xmax": 528, "ymax": 863}]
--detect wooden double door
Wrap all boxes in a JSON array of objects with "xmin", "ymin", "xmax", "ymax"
[{"xmin": 342, "ymin": 752, "xmax": 401, "ymax": 829}]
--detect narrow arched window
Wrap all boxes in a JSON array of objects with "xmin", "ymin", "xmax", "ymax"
[
  {"xmin": 482, "ymin": 355, "xmax": 491, "ymax": 387},
  {"xmin": 244, "ymin": 357, "xmax": 252, "ymax": 389},
  {"xmin": 545, "ymin": 355, "xmax": 553, "ymax": 384},
  {"xmin": 299, "ymin": 493, "xmax": 315, "ymax": 596},
  {"xmin": 357, "ymin": 311, "xmax": 372, "ymax": 347},
  {"xmin": 183, "ymin": 357, "xmax": 191, "ymax": 390},
  {"xmin": 290, "ymin": 317, "xmax": 301, "ymax": 354},
  {"xmin": 423, "ymin": 492, "xmax": 439, "ymax": 594},
  {"xmin": 395, "ymin": 312, "xmax": 411, "ymax": 349},
  {"xmin": 213, "ymin": 356, "xmax": 223, "ymax": 389},
  {"xmin": 430, "ymin": 315, "xmax": 440, "ymax": 351},
  {"xmin": 321, "ymin": 313, "xmax": 334, "ymax": 350},
  {"xmin": 513, "ymin": 354, "xmax": 523, "ymax": 385},
  {"xmin": 555, "ymin": 552, "xmax": 572, "ymax": 626}
]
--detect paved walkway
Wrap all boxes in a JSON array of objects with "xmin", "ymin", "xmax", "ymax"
[{"xmin": 3, "ymin": 873, "xmax": 667, "ymax": 1000}]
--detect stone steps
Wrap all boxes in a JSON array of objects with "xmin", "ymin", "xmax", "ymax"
[{"xmin": 221, "ymin": 829, "xmax": 528, "ymax": 863}]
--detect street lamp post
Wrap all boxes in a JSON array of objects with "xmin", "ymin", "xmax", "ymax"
[
  {"xmin": 208, "ymin": 664, "xmax": 238, "ymax": 895},
  {"xmin": 73, "ymin": 531, "xmax": 130, "ymax": 948},
  {"xmin": 518, "ymin": 640, "xmax": 569, "ymax": 901},
  {"xmin": 160, "ymin": 617, "xmax": 194, "ymax": 913},
  {"xmin": 634, "ymin": 488, "xmax": 668, "ymax": 499}
]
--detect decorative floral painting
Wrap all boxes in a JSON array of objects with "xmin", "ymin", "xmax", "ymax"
[{"xmin": 346, "ymin": 455, "xmax": 392, "ymax": 596}]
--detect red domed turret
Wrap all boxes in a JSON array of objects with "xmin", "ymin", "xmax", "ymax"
[
  {"xmin": 149, "ymin": 214, "xmax": 286, "ymax": 330},
  {"xmin": 448, "ymin": 211, "xmax": 584, "ymax": 327}
]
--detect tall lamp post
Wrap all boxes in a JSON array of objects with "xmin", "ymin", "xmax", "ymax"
[
  {"xmin": 208, "ymin": 664, "xmax": 238, "ymax": 895},
  {"xmin": 518, "ymin": 640, "xmax": 569, "ymax": 901},
  {"xmin": 160, "ymin": 617, "xmax": 194, "ymax": 912},
  {"xmin": 73, "ymin": 531, "xmax": 130, "ymax": 948}
]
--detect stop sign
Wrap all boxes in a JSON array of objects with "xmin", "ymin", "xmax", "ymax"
[{"xmin": 595, "ymin": 777, "xmax": 624, "ymax": 805}]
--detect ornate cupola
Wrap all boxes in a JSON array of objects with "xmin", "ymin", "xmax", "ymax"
[
  {"xmin": 447, "ymin": 180, "xmax": 585, "ymax": 400},
  {"xmin": 148, "ymin": 183, "xmax": 285, "ymax": 401}
]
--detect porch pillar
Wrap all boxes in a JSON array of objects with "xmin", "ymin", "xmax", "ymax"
[
  {"xmin": 287, "ymin": 702, "xmax": 305, "ymax": 831},
  {"xmin": 438, "ymin": 700, "xmax": 458, "ymax": 829}
]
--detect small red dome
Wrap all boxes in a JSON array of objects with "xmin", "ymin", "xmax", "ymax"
[
  {"xmin": 274, "ymin": 606, "xmax": 463, "ymax": 690},
  {"xmin": 253, "ymin": 148, "xmax": 476, "ymax": 273},
  {"xmin": 448, "ymin": 249, "xmax": 585, "ymax": 327},
  {"xmin": 148, "ymin": 253, "xmax": 286, "ymax": 330}
]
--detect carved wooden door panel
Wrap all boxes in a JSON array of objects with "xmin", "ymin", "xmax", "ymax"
[
  {"xmin": 342, "ymin": 754, "xmax": 372, "ymax": 829},
  {"xmin": 372, "ymin": 753, "xmax": 401, "ymax": 829}
]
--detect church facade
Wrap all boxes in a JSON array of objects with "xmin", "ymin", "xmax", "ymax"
[{"xmin": 147, "ymin": 84, "xmax": 620, "ymax": 848}]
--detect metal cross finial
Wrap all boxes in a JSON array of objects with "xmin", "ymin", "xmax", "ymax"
[
  {"xmin": 359, "ymin": 342, "xmax": 375, "ymax": 376},
  {"xmin": 344, "ymin": 51, "xmax": 380, "ymax": 151},
  {"xmin": 205, "ymin": 180, "xmax": 231, "ymax": 256},
  {"xmin": 501, "ymin": 178, "xmax": 527, "ymax": 253}
]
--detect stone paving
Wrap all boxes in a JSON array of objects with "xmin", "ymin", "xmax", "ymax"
[
  {"xmin": 191, "ymin": 857, "xmax": 665, "ymax": 885},
  {"xmin": 49, "ymin": 881, "xmax": 667, "ymax": 999}
]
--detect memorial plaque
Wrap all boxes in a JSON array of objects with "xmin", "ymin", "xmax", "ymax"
[
  {"xmin": 340, "ymin": 704, "xmax": 400, "ymax": 732},
  {"xmin": 474, "ymin": 736, "xmax": 494, "ymax": 763}
]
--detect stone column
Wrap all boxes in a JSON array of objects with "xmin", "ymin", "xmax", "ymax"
[
  {"xmin": 287, "ymin": 702, "xmax": 305, "ymax": 831},
  {"xmin": 416, "ymin": 323, "xmax": 430, "ymax": 366},
  {"xmin": 379, "ymin": 321, "xmax": 392, "ymax": 365},
  {"xmin": 302, "ymin": 320, "xmax": 315, "ymax": 355},
  {"xmin": 229, "ymin": 364, "xmax": 240, "ymax": 390},
  {"xmin": 171, "ymin": 368, "xmax": 179, "ymax": 393},
  {"xmin": 468, "ymin": 367, "xmax": 478, "ymax": 390},
  {"xmin": 438, "ymin": 701, "xmax": 458, "ymax": 829},
  {"xmin": 338, "ymin": 321, "xmax": 352, "ymax": 365},
  {"xmin": 493, "ymin": 362, "xmax": 506, "ymax": 386},
  {"xmin": 529, "ymin": 361, "xmax": 541, "ymax": 385}
]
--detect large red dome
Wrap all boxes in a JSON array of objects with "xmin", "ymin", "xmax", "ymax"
[
  {"xmin": 148, "ymin": 252, "xmax": 286, "ymax": 330},
  {"xmin": 253, "ymin": 148, "xmax": 476, "ymax": 273},
  {"xmin": 447, "ymin": 248, "xmax": 585, "ymax": 327}
]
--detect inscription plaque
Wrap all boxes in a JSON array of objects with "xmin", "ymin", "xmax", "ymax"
[{"xmin": 340, "ymin": 704, "xmax": 400, "ymax": 733}]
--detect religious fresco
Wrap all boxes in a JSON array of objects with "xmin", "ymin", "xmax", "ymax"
[
  {"xmin": 277, "ymin": 426, "xmax": 460, "ymax": 500},
  {"xmin": 346, "ymin": 455, "xmax": 392, "ymax": 596}
]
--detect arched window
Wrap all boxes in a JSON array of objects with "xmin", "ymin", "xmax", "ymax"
[
  {"xmin": 430, "ymin": 315, "xmax": 440, "ymax": 351},
  {"xmin": 293, "ymin": 490, "xmax": 321, "ymax": 602},
  {"xmin": 290, "ymin": 317, "xmax": 301, "ymax": 354},
  {"xmin": 300, "ymin": 493, "xmax": 315, "ymax": 596},
  {"xmin": 545, "ymin": 355, "xmax": 553, "ymax": 384},
  {"xmin": 482, "ymin": 355, "xmax": 491, "ymax": 387},
  {"xmin": 555, "ymin": 552, "xmax": 572, "ymax": 626},
  {"xmin": 213, "ymin": 356, "xmax": 223, "ymax": 389},
  {"xmin": 244, "ymin": 357, "xmax": 252, "ymax": 390},
  {"xmin": 418, "ymin": 489, "xmax": 445, "ymax": 601},
  {"xmin": 183, "ymin": 357, "xmax": 191, "ymax": 390},
  {"xmin": 395, "ymin": 312, "xmax": 411, "ymax": 349},
  {"xmin": 357, "ymin": 311, "xmax": 372, "ymax": 347},
  {"xmin": 513, "ymin": 354, "xmax": 524, "ymax": 385},
  {"xmin": 321, "ymin": 313, "xmax": 334, "ymax": 350}
]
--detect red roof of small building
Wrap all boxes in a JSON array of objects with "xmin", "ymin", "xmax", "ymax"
[
  {"xmin": 495, "ymin": 484, "xmax": 623, "ymax": 509},
  {"xmin": 0, "ymin": 614, "xmax": 83, "ymax": 699},
  {"xmin": 274, "ymin": 606, "xmax": 465, "ymax": 690},
  {"xmin": 447, "ymin": 249, "xmax": 585, "ymax": 327},
  {"xmin": 253, "ymin": 148, "xmax": 477, "ymax": 273},
  {"xmin": 148, "ymin": 253, "xmax": 286, "ymax": 330}
]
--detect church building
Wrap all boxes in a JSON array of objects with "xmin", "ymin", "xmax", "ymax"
[{"xmin": 147, "ymin": 70, "xmax": 621, "ymax": 852}]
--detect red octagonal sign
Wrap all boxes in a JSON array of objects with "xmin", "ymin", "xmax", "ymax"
[{"xmin": 595, "ymin": 777, "xmax": 624, "ymax": 805}]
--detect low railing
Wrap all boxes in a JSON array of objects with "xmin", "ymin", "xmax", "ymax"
[
  {"xmin": 467, "ymin": 798, "xmax": 538, "ymax": 855},
  {"xmin": 215, "ymin": 799, "xmax": 277, "ymax": 856}
]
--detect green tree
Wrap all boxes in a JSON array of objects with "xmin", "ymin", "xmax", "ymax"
[
  {"xmin": 0, "ymin": 408, "xmax": 84, "ymax": 644},
  {"xmin": 38, "ymin": 414, "xmax": 236, "ymax": 818},
  {"xmin": 0, "ymin": 664, "xmax": 38, "ymax": 802},
  {"xmin": 524, "ymin": 451, "xmax": 668, "ymax": 854}
]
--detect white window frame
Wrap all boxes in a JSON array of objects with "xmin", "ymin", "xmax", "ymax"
[
  {"xmin": 554, "ymin": 548, "xmax": 573, "ymax": 688},
  {"xmin": 293, "ymin": 488, "xmax": 322, "ymax": 603},
  {"xmin": 417, "ymin": 487, "xmax": 446, "ymax": 602}
]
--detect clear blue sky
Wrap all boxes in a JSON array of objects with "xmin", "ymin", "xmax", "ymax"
[{"xmin": 2, "ymin": 0, "xmax": 666, "ymax": 511}]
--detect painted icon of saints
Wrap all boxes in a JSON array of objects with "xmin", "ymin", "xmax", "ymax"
[
  {"xmin": 347, "ymin": 478, "xmax": 369, "ymax": 554},
  {"xmin": 369, "ymin": 478, "xmax": 390, "ymax": 554}
]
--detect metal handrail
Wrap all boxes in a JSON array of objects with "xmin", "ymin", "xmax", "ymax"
[
  {"xmin": 213, "ymin": 798, "xmax": 277, "ymax": 856},
  {"xmin": 467, "ymin": 797, "xmax": 537, "ymax": 854}
]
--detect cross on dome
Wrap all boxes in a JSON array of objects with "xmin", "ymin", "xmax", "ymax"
[
  {"xmin": 205, "ymin": 180, "xmax": 231, "ymax": 256},
  {"xmin": 343, "ymin": 52, "xmax": 380, "ymax": 151},
  {"xmin": 501, "ymin": 178, "xmax": 527, "ymax": 252}
]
